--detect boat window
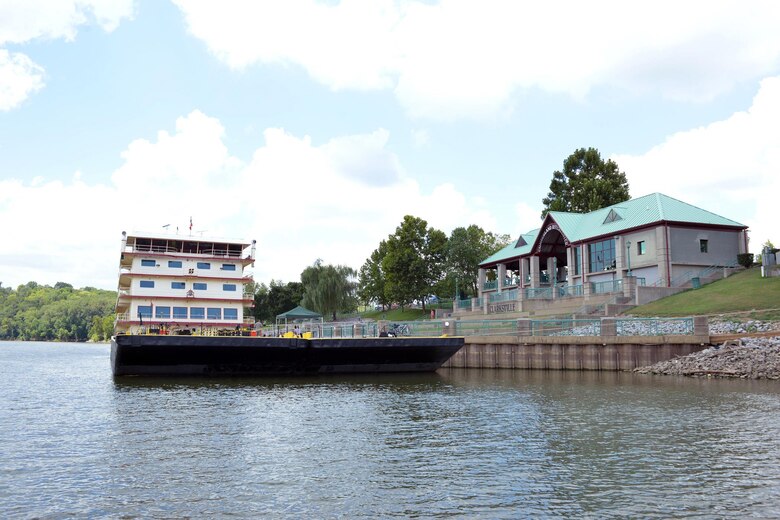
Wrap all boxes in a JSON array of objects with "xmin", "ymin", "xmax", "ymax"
[
  {"xmin": 197, "ymin": 262, "xmax": 211, "ymax": 269},
  {"xmin": 137, "ymin": 305, "xmax": 152, "ymax": 318},
  {"xmin": 140, "ymin": 280, "xmax": 154, "ymax": 288},
  {"xmin": 141, "ymin": 259, "xmax": 156, "ymax": 267},
  {"xmin": 224, "ymin": 308, "xmax": 238, "ymax": 320},
  {"xmin": 171, "ymin": 282, "xmax": 185, "ymax": 289},
  {"xmin": 207, "ymin": 308, "xmax": 222, "ymax": 320},
  {"xmin": 168, "ymin": 260, "xmax": 183, "ymax": 268},
  {"xmin": 221, "ymin": 264, "xmax": 236, "ymax": 271},
  {"xmin": 223, "ymin": 284, "xmax": 237, "ymax": 292},
  {"xmin": 190, "ymin": 307, "xmax": 205, "ymax": 319},
  {"xmin": 193, "ymin": 282, "xmax": 207, "ymax": 291},
  {"xmin": 173, "ymin": 307, "xmax": 188, "ymax": 319},
  {"xmin": 155, "ymin": 306, "xmax": 171, "ymax": 319}
]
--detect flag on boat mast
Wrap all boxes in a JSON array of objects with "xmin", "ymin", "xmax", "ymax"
[{"xmin": 189, "ymin": 216, "xmax": 192, "ymax": 232}]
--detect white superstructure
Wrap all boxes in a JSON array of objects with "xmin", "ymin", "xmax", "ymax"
[{"xmin": 115, "ymin": 231, "xmax": 256, "ymax": 334}]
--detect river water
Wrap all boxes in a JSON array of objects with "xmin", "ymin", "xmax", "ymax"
[{"xmin": 1, "ymin": 341, "xmax": 779, "ymax": 519}]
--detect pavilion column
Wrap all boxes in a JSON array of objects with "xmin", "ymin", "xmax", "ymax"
[
  {"xmin": 478, "ymin": 268, "xmax": 486, "ymax": 298},
  {"xmin": 519, "ymin": 257, "xmax": 528, "ymax": 289},
  {"xmin": 529, "ymin": 256, "xmax": 541, "ymax": 288},
  {"xmin": 497, "ymin": 263, "xmax": 506, "ymax": 292},
  {"xmin": 548, "ymin": 257, "xmax": 557, "ymax": 299},
  {"xmin": 566, "ymin": 247, "xmax": 575, "ymax": 284}
]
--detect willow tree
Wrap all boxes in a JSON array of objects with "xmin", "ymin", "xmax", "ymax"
[
  {"xmin": 541, "ymin": 147, "xmax": 630, "ymax": 218},
  {"xmin": 301, "ymin": 260, "xmax": 357, "ymax": 321}
]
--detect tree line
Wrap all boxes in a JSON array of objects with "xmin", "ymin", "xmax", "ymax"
[
  {"xmin": 248, "ymin": 217, "xmax": 512, "ymax": 323},
  {"xmin": 0, "ymin": 282, "xmax": 116, "ymax": 342}
]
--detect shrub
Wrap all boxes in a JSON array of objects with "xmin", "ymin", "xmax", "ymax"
[{"xmin": 737, "ymin": 253, "xmax": 754, "ymax": 269}]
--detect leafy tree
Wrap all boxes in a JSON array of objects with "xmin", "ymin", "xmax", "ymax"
[
  {"xmin": 541, "ymin": 147, "xmax": 630, "ymax": 218},
  {"xmin": 446, "ymin": 225, "xmax": 511, "ymax": 298},
  {"xmin": 301, "ymin": 259, "xmax": 357, "ymax": 321},
  {"xmin": 251, "ymin": 282, "xmax": 269, "ymax": 322},
  {"xmin": 358, "ymin": 240, "xmax": 390, "ymax": 310},
  {"xmin": 251, "ymin": 280, "xmax": 304, "ymax": 323},
  {"xmin": 0, "ymin": 282, "xmax": 115, "ymax": 341},
  {"xmin": 382, "ymin": 215, "xmax": 447, "ymax": 311}
]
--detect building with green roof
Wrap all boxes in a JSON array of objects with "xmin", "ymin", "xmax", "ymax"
[{"xmin": 473, "ymin": 193, "xmax": 748, "ymax": 314}]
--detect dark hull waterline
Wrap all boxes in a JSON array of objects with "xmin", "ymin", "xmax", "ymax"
[{"xmin": 111, "ymin": 334, "xmax": 464, "ymax": 376}]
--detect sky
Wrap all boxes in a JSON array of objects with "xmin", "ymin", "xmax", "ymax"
[{"xmin": 1, "ymin": 0, "xmax": 779, "ymax": 291}]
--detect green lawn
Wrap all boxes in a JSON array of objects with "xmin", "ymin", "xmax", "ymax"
[{"xmin": 628, "ymin": 267, "xmax": 780, "ymax": 320}]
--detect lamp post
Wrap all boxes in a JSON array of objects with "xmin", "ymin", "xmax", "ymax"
[{"xmin": 626, "ymin": 240, "xmax": 632, "ymax": 276}]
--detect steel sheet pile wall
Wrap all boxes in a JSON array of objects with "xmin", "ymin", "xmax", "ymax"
[{"xmin": 443, "ymin": 317, "xmax": 710, "ymax": 371}]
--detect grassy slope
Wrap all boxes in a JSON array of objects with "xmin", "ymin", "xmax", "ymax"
[
  {"xmin": 359, "ymin": 308, "xmax": 427, "ymax": 321},
  {"xmin": 627, "ymin": 267, "xmax": 780, "ymax": 320},
  {"xmin": 351, "ymin": 268, "xmax": 779, "ymax": 322}
]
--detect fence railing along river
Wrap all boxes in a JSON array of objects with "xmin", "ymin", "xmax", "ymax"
[{"xmin": 258, "ymin": 317, "xmax": 710, "ymax": 371}]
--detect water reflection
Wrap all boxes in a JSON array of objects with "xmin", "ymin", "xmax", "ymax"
[{"xmin": 2, "ymin": 342, "xmax": 780, "ymax": 518}]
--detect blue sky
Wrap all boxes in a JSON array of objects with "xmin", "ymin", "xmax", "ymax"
[{"xmin": 1, "ymin": 0, "xmax": 779, "ymax": 290}]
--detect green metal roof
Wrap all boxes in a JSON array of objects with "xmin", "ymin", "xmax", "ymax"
[
  {"xmin": 480, "ymin": 229, "xmax": 539, "ymax": 265},
  {"xmin": 481, "ymin": 193, "xmax": 746, "ymax": 266}
]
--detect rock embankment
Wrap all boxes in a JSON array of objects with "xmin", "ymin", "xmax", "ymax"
[{"xmin": 634, "ymin": 319, "xmax": 780, "ymax": 379}]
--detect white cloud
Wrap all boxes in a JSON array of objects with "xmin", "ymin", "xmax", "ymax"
[
  {"xmin": 0, "ymin": 0, "xmax": 134, "ymax": 110},
  {"xmin": 173, "ymin": 0, "xmax": 780, "ymax": 119},
  {"xmin": 614, "ymin": 76, "xmax": 780, "ymax": 254},
  {"xmin": 0, "ymin": 50, "xmax": 44, "ymax": 111},
  {"xmin": 513, "ymin": 201, "xmax": 542, "ymax": 236},
  {"xmin": 0, "ymin": 110, "xmax": 495, "ymax": 289},
  {"xmin": 0, "ymin": 0, "xmax": 134, "ymax": 43}
]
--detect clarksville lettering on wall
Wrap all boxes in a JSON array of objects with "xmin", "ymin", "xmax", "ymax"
[{"xmin": 488, "ymin": 302, "xmax": 516, "ymax": 314}]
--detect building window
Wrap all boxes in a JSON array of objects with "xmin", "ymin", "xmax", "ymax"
[
  {"xmin": 171, "ymin": 282, "xmax": 185, "ymax": 289},
  {"xmin": 221, "ymin": 264, "xmax": 236, "ymax": 271},
  {"xmin": 141, "ymin": 259, "xmax": 156, "ymax": 267},
  {"xmin": 223, "ymin": 284, "xmax": 237, "ymax": 292},
  {"xmin": 224, "ymin": 308, "xmax": 238, "ymax": 320},
  {"xmin": 190, "ymin": 307, "xmax": 205, "ymax": 319},
  {"xmin": 207, "ymin": 307, "xmax": 222, "ymax": 320},
  {"xmin": 637, "ymin": 241, "xmax": 646, "ymax": 255},
  {"xmin": 140, "ymin": 280, "xmax": 155, "ymax": 288},
  {"xmin": 197, "ymin": 262, "xmax": 211, "ymax": 269},
  {"xmin": 137, "ymin": 305, "xmax": 152, "ymax": 318},
  {"xmin": 155, "ymin": 306, "xmax": 171, "ymax": 319},
  {"xmin": 700, "ymin": 239, "xmax": 709, "ymax": 253},
  {"xmin": 573, "ymin": 246, "xmax": 581, "ymax": 275},
  {"xmin": 193, "ymin": 282, "xmax": 207, "ymax": 291},
  {"xmin": 168, "ymin": 260, "xmax": 183, "ymax": 268},
  {"xmin": 588, "ymin": 239, "xmax": 616, "ymax": 272},
  {"xmin": 173, "ymin": 307, "xmax": 188, "ymax": 319}
]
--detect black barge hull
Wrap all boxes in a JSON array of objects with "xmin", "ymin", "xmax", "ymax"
[{"xmin": 110, "ymin": 334, "xmax": 464, "ymax": 376}]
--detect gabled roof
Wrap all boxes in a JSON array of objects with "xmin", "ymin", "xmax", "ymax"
[
  {"xmin": 480, "ymin": 229, "xmax": 539, "ymax": 265},
  {"xmin": 480, "ymin": 193, "xmax": 746, "ymax": 266},
  {"xmin": 559, "ymin": 192, "xmax": 745, "ymax": 242}
]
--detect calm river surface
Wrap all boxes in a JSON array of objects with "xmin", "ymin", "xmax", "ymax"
[{"xmin": 2, "ymin": 341, "xmax": 780, "ymax": 518}]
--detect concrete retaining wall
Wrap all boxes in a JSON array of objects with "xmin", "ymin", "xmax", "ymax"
[{"xmin": 443, "ymin": 335, "xmax": 710, "ymax": 371}]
